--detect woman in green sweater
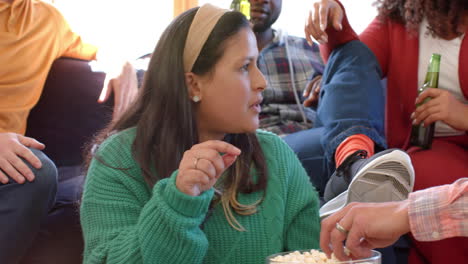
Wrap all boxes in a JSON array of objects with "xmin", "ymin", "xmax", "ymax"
[{"xmin": 80, "ymin": 4, "xmax": 320, "ymax": 264}]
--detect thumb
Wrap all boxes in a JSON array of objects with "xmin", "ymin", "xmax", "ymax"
[
  {"xmin": 331, "ymin": 8, "xmax": 343, "ymax": 31},
  {"xmin": 98, "ymin": 76, "xmax": 114, "ymax": 103}
]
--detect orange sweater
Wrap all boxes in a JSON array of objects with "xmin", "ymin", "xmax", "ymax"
[{"xmin": 0, "ymin": 0, "xmax": 97, "ymax": 134}]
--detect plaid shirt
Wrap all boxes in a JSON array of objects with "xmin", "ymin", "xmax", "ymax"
[
  {"xmin": 258, "ymin": 29, "xmax": 324, "ymax": 137},
  {"xmin": 409, "ymin": 178, "xmax": 468, "ymax": 241}
]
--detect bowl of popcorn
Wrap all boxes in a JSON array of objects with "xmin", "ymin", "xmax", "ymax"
[{"xmin": 267, "ymin": 249, "xmax": 381, "ymax": 264}]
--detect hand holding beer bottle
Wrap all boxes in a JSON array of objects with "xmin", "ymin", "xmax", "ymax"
[
  {"xmin": 410, "ymin": 55, "xmax": 468, "ymax": 145},
  {"xmin": 413, "ymin": 89, "xmax": 468, "ymax": 133},
  {"xmin": 409, "ymin": 54, "xmax": 441, "ymax": 149}
]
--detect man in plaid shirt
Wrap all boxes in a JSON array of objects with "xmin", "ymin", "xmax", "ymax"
[
  {"xmin": 320, "ymin": 178, "xmax": 468, "ymax": 260},
  {"xmin": 250, "ymin": 0, "xmax": 325, "ymax": 137}
]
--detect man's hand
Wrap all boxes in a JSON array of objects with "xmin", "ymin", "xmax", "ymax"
[
  {"xmin": 303, "ymin": 75, "xmax": 323, "ymax": 108},
  {"xmin": 320, "ymin": 201, "xmax": 410, "ymax": 261},
  {"xmin": 98, "ymin": 61, "xmax": 139, "ymax": 122},
  {"xmin": 0, "ymin": 133, "xmax": 45, "ymax": 184},
  {"xmin": 412, "ymin": 88, "xmax": 468, "ymax": 131}
]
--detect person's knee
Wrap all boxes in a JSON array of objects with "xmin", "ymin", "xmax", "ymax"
[
  {"xmin": 328, "ymin": 40, "xmax": 381, "ymax": 75},
  {"xmin": 334, "ymin": 40, "xmax": 372, "ymax": 60},
  {"xmin": 24, "ymin": 148, "xmax": 58, "ymax": 207}
]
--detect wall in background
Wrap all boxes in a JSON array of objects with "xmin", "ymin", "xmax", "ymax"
[
  {"xmin": 200, "ymin": 0, "xmax": 377, "ymax": 37},
  {"xmin": 52, "ymin": 0, "xmax": 174, "ymax": 59},
  {"xmin": 50, "ymin": 0, "xmax": 377, "ymax": 59}
]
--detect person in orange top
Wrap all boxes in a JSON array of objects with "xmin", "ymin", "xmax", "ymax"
[{"xmin": 0, "ymin": 0, "xmax": 136, "ymax": 263}]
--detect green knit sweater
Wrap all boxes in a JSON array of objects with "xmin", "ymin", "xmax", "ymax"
[{"xmin": 81, "ymin": 128, "xmax": 320, "ymax": 264}]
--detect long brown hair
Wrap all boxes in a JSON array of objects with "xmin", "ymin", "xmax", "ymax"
[
  {"xmin": 85, "ymin": 8, "xmax": 268, "ymax": 231},
  {"xmin": 375, "ymin": 0, "xmax": 468, "ymax": 38}
]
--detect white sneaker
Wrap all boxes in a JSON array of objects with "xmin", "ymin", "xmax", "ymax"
[{"xmin": 319, "ymin": 149, "xmax": 415, "ymax": 219}]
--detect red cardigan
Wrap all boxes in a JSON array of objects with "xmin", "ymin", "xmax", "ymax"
[{"xmin": 320, "ymin": 7, "xmax": 468, "ymax": 149}]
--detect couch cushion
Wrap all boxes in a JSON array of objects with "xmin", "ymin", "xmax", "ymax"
[{"xmin": 26, "ymin": 57, "xmax": 113, "ymax": 167}]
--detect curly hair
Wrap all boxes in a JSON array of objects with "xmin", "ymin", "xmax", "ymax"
[{"xmin": 374, "ymin": 0, "xmax": 467, "ymax": 38}]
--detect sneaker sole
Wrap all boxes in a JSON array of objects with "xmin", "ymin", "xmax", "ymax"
[
  {"xmin": 347, "ymin": 149, "xmax": 414, "ymax": 202},
  {"xmin": 320, "ymin": 149, "xmax": 415, "ymax": 218}
]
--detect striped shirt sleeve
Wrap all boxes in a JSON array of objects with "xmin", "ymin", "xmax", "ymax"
[{"xmin": 408, "ymin": 178, "xmax": 468, "ymax": 241}]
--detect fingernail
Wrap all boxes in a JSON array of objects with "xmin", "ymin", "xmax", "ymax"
[
  {"xmin": 320, "ymin": 23, "xmax": 326, "ymax": 31},
  {"xmin": 338, "ymin": 24, "xmax": 342, "ymax": 30},
  {"xmin": 410, "ymin": 112, "xmax": 415, "ymax": 119},
  {"xmin": 412, "ymin": 119, "xmax": 417, "ymax": 125}
]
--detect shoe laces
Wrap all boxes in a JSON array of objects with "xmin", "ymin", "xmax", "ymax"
[{"xmin": 336, "ymin": 150, "xmax": 368, "ymax": 183}]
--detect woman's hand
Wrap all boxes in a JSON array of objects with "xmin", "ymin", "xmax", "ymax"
[
  {"xmin": 176, "ymin": 140, "xmax": 241, "ymax": 196},
  {"xmin": 412, "ymin": 88, "xmax": 468, "ymax": 131},
  {"xmin": 305, "ymin": 0, "xmax": 343, "ymax": 45}
]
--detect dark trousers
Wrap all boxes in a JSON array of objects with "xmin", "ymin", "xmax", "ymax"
[
  {"xmin": 0, "ymin": 148, "xmax": 57, "ymax": 264},
  {"xmin": 20, "ymin": 167, "xmax": 85, "ymax": 264}
]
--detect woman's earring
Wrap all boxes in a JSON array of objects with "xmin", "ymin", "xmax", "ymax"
[{"xmin": 192, "ymin": 95, "xmax": 200, "ymax": 103}]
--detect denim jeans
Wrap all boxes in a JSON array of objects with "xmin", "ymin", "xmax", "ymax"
[
  {"xmin": 21, "ymin": 167, "xmax": 85, "ymax": 264},
  {"xmin": 284, "ymin": 40, "xmax": 387, "ymax": 196},
  {"xmin": 0, "ymin": 148, "xmax": 58, "ymax": 264}
]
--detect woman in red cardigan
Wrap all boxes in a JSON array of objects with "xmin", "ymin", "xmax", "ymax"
[{"xmin": 306, "ymin": 0, "xmax": 468, "ymax": 263}]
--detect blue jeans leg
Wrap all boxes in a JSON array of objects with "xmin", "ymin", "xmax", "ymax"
[
  {"xmin": 0, "ymin": 148, "xmax": 57, "ymax": 264},
  {"xmin": 284, "ymin": 40, "xmax": 386, "ymax": 195},
  {"xmin": 284, "ymin": 127, "xmax": 329, "ymax": 196},
  {"xmin": 317, "ymin": 40, "xmax": 387, "ymax": 163},
  {"xmin": 21, "ymin": 169, "xmax": 85, "ymax": 264}
]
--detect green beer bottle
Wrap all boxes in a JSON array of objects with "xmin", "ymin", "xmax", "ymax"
[
  {"xmin": 409, "ymin": 53, "xmax": 441, "ymax": 149},
  {"xmin": 230, "ymin": 0, "xmax": 250, "ymax": 19}
]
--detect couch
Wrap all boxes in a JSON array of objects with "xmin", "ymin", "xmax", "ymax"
[{"xmin": 22, "ymin": 57, "xmax": 113, "ymax": 264}]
